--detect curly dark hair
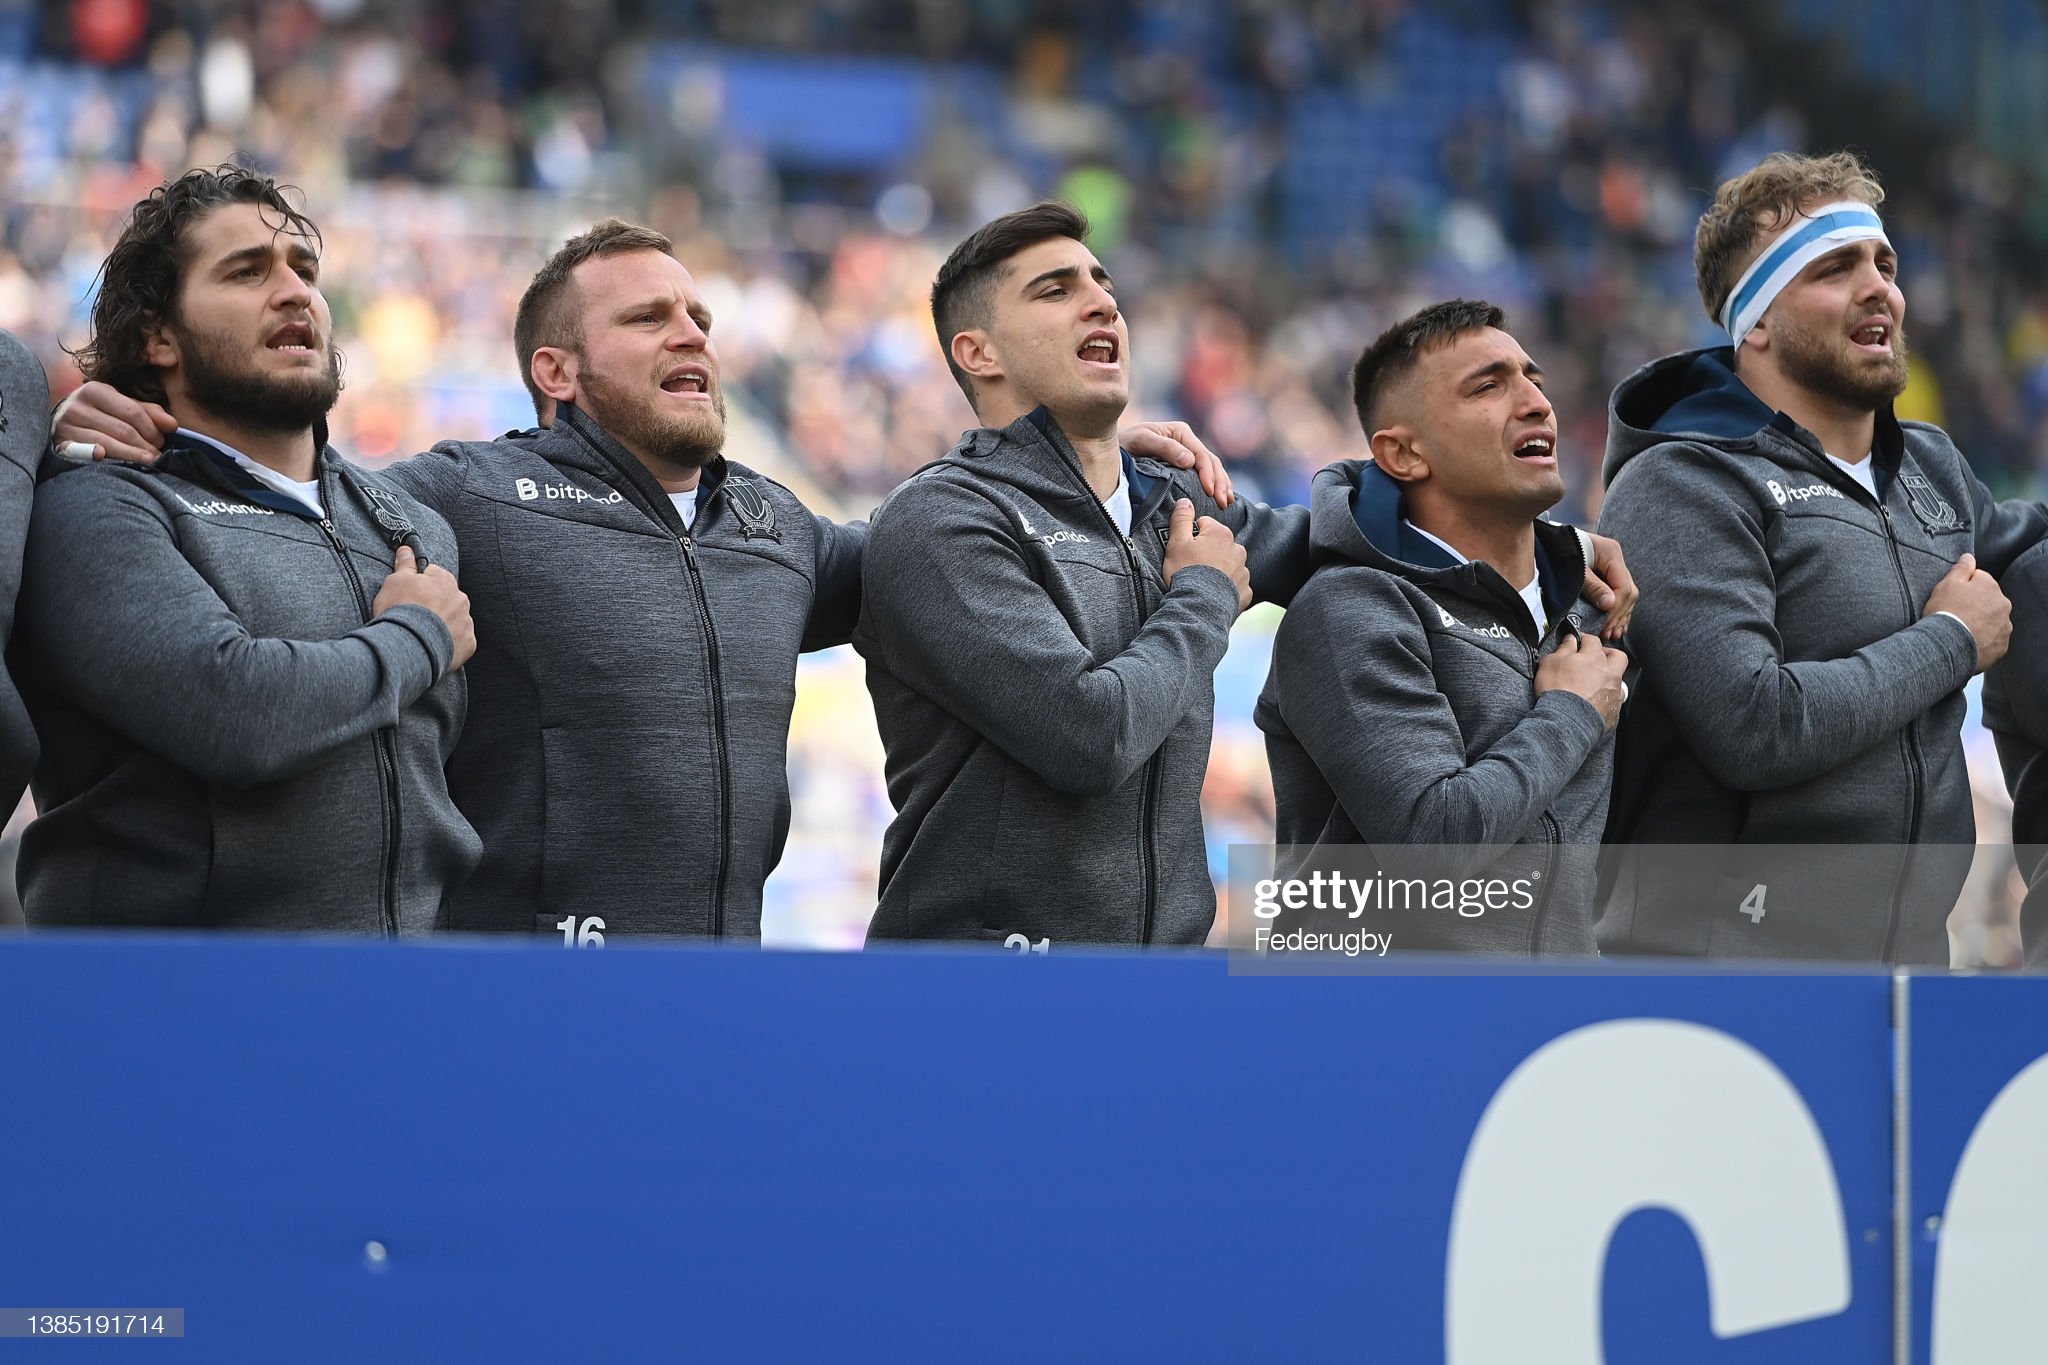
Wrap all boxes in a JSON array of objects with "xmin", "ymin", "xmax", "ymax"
[{"xmin": 74, "ymin": 165, "xmax": 324, "ymax": 406}]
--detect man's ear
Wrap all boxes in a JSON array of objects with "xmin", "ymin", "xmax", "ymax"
[
  {"xmin": 531, "ymin": 346, "xmax": 579, "ymax": 404},
  {"xmin": 142, "ymin": 317, "xmax": 178, "ymax": 373},
  {"xmin": 1370, "ymin": 426, "xmax": 1429, "ymax": 485},
  {"xmin": 951, "ymin": 329, "xmax": 1003, "ymax": 388}
]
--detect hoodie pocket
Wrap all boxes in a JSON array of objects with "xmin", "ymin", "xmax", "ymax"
[{"xmin": 537, "ymin": 723, "xmax": 721, "ymax": 936}]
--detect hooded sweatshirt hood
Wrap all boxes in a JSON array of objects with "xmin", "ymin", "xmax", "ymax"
[
  {"xmin": 1604, "ymin": 346, "xmax": 1905, "ymax": 494},
  {"xmin": 1604, "ymin": 348, "xmax": 1783, "ymax": 487},
  {"xmin": 938, "ymin": 407, "xmax": 1179, "ymax": 528},
  {"xmin": 1308, "ymin": 458, "xmax": 1585, "ymax": 633}
]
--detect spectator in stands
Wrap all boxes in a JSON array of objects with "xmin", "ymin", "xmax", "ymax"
[
  {"xmin": 13, "ymin": 165, "xmax": 479, "ymax": 930},
  {"xmin": 1258, "ymin": 300, "xmax": 1626, "ymax": 955},
  {"xmin": 1597, "ymin": 150, "xmax": 2039, "ymax": 965}
]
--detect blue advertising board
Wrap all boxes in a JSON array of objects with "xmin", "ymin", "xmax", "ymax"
[
  {"xmin": 0, "ymin": 938, "xmax": 1906, "ymax": 1361},
  {"xmin": 1908, "ymin": 974, "xmax": 2048, "ymax": 1365}
]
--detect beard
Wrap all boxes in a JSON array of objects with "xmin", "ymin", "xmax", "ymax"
[
  {"xmin": 1772, "ymin": 309, "xmax": 1910, "ymax": 413},
  {"xmin": 578, "ymin": 362, "xmax": 727, "ymax": 474},
  {"xmin": 175, "ymin": 320, "xmax": 343, "ymax": 435}
]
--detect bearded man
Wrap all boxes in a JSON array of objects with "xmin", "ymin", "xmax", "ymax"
[
  {"xmin": 12, "ymin": 165, "xmax": 478, "ymax": 930},
  {"xmin": 1595, "ymin": 150, "xmax": 2043, "ymax": 965}
]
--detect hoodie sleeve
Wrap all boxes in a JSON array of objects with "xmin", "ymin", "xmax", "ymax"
[
  {"xmin": 378, "ymin": 442, "xmax": 472, "ymax": 515},
  {"xmin": 1966, "ymin": 476, "xmax": 2048, "ymax": 578},
  {"xmin": 1268, "ymin": 571, "xmax": 1608, "ymax": 849},
  {"xmin": 1600, "ymin": 443, "xmax": 1979, "ymax": 791},
  {"xmin": 0, "ymin": 331, "xmax": 49, "ymax": 806},
  {"xmin": 15, "ymin": 469, "xmax": 454, "ymax": 788},
  {"xmin": 1988, "ymin": 539, "xmax": 2048, "ymax": 744},
  {"xmin": 861, "ymin": 474, "xmax": 1240, "ymax": 796},
  {"xmin": 1191, "ymin": 479, "xmax": 1313, "ymax": 607},
  {"xmin": 801, "ymin": 514, "xmax": 866, "ymax": 652}
]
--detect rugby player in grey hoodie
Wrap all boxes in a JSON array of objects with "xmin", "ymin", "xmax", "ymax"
[
  {"xmin": 56, "ymin": 217, "xmax": 1236, "ymax": 943},
  {"xmin": 12, "ymin": 166, "xmax": 479, "ymax": 931},
  {"xmin": 856, "ymin": 202, "xmax": 1273, "ymax": 947},
  {"xmin": 1597, "ymin": 151, "xmax": 2036, "ymax": 965},
  {"xmin": 1258, "ymin": 301, "xmax": 1627, "ymax": 955}
]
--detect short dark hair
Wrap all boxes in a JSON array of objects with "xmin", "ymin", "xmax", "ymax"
[
  {"xmin": 930, "ymin": 201, "xmax": 1090, "ymax": 405},
  {"xmin": 514, "ymin": 218, "xmax": 676, "ymax": 419},
  {"xmin": 1350, "ymin": 299, "xmax": 1508, "ymax": 435},
  {"xmin": 76, "ymin": 164, "xmax": 322, "ymax": 406}
]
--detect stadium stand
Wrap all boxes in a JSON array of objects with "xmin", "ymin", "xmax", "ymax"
[{"xmin": 0, "ymin": 0, "xmax": 2040, "ymax": 956}]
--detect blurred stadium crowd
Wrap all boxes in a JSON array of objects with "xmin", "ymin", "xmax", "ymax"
[{"xmin": 2, "ymin": 0, "xmax": 2044, "ymax": 953}]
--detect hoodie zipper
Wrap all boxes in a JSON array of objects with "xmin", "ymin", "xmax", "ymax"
[
  {"xmin": 317, "ymin": 473, "xmax": 401, "ymax": 938},
  {"xmin": 1876, "ymin": 504, "xmax": 1926, "ymax": 961},
  {"xmin": 675, "ymin": 525, "xmax": 735, "ymax": 937},
  {"xmin": 1522, "ymin": 594, "xmax": 1576, "ymax": 956},
  {"xmin": 1042, "ymin": 428, "xmax": 1168, "ymax": 945},
  {"xmin": 1120, "ymin": 530, "xmax": 1164, "ymax": 946},
  {"xmin": 557, "ymin": 411, "xmax": 736, "ymax": 936}
]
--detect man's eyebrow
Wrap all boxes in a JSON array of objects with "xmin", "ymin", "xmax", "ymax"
[
  {"xmin": 1459, "ymin": 357, "xmax": 1542, "ymax": 386},
  {"xmin": 212, "ymin": 240, "xmax": 321, "ymax": 273},
  {"xmin": 212, "ymin": 245, "xmax": 275, "ymax": 272},
  {"xmin": 1808, "ymin": 241, "xmax": 1877, "ymax": 269},
  {"xmin": 1020, "ymin": 262, "xmax": 1114, "ymax": 293},
  {"xmin": 1021, "ymin": 264, "xmax": 1079, "ymax": 293}
]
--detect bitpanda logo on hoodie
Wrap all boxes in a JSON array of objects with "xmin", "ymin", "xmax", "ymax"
[{"xmin": 1436, "ymin": 604, "xmax": 1512, "ymax": 639}]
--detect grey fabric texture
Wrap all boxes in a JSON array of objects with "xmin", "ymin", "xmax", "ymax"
[
  {"xmin": 0, "ymin": 331, "xmax": 48, "ymax": 813},
  {"xmin": 1596, "ymin": 347, "xmax": 2045, "ymax": 964},
  {"xmin": 855, "ymin": 407, "xmax": 1311, "ymax": 946},
  {"xmin": 1257, "ymin": 459, "xmax": 1612, "ymax": 955},
  {"xmin": 1982, "ymin": 541, "xmax": 2048, "ymax": 970},
  {"xmin": 383, "ymin": 401, "xmax": 864, "ymax": 939},
  {"xmin": 13, "ymin": 441, "xmax": 475, "ymax": 931}
]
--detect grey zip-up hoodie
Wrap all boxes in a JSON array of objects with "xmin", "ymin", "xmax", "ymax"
[
  {"xmin": 1257, "ymin": 460, "xmax": 1613, "ymax": 954},
  {"xmin": 855, "ymin": 407, "xmax": 1312, "ymax": 946},
  {"xmin": 11, "ymin": 435, "xmax": 476, "ymax": 931},
  {"xmin": 1981, "ymin": 542, "xmax": 2048, "ymax": 970},
  {"xmin": 0, "ymin": 331, "xmax": 48, "ymax": 811},
  {"xmin": 380, "ymin": 401, "xmax": 864, "ymax": 939},
  {"xmin": 1596, "ymin": 348, "xmax": 2048, "ymax": 963}
]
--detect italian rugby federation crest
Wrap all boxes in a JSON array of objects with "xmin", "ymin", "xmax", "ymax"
[
  {"xmin": 359, "ymin": 482, "xmax": 419, "ymax": 540},
  {"xmin": 724, "ymin": 475, "xmax": 781, "ymax": 542},
  {"xmin": 1898, "ymin": 473, "xmax": 1963, "ymax": 533}
]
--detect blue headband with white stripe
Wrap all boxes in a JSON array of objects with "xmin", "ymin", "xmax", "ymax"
[{"xmin": 1719, "ymin": 201, "xmax": 1891, "ymax": 345}]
